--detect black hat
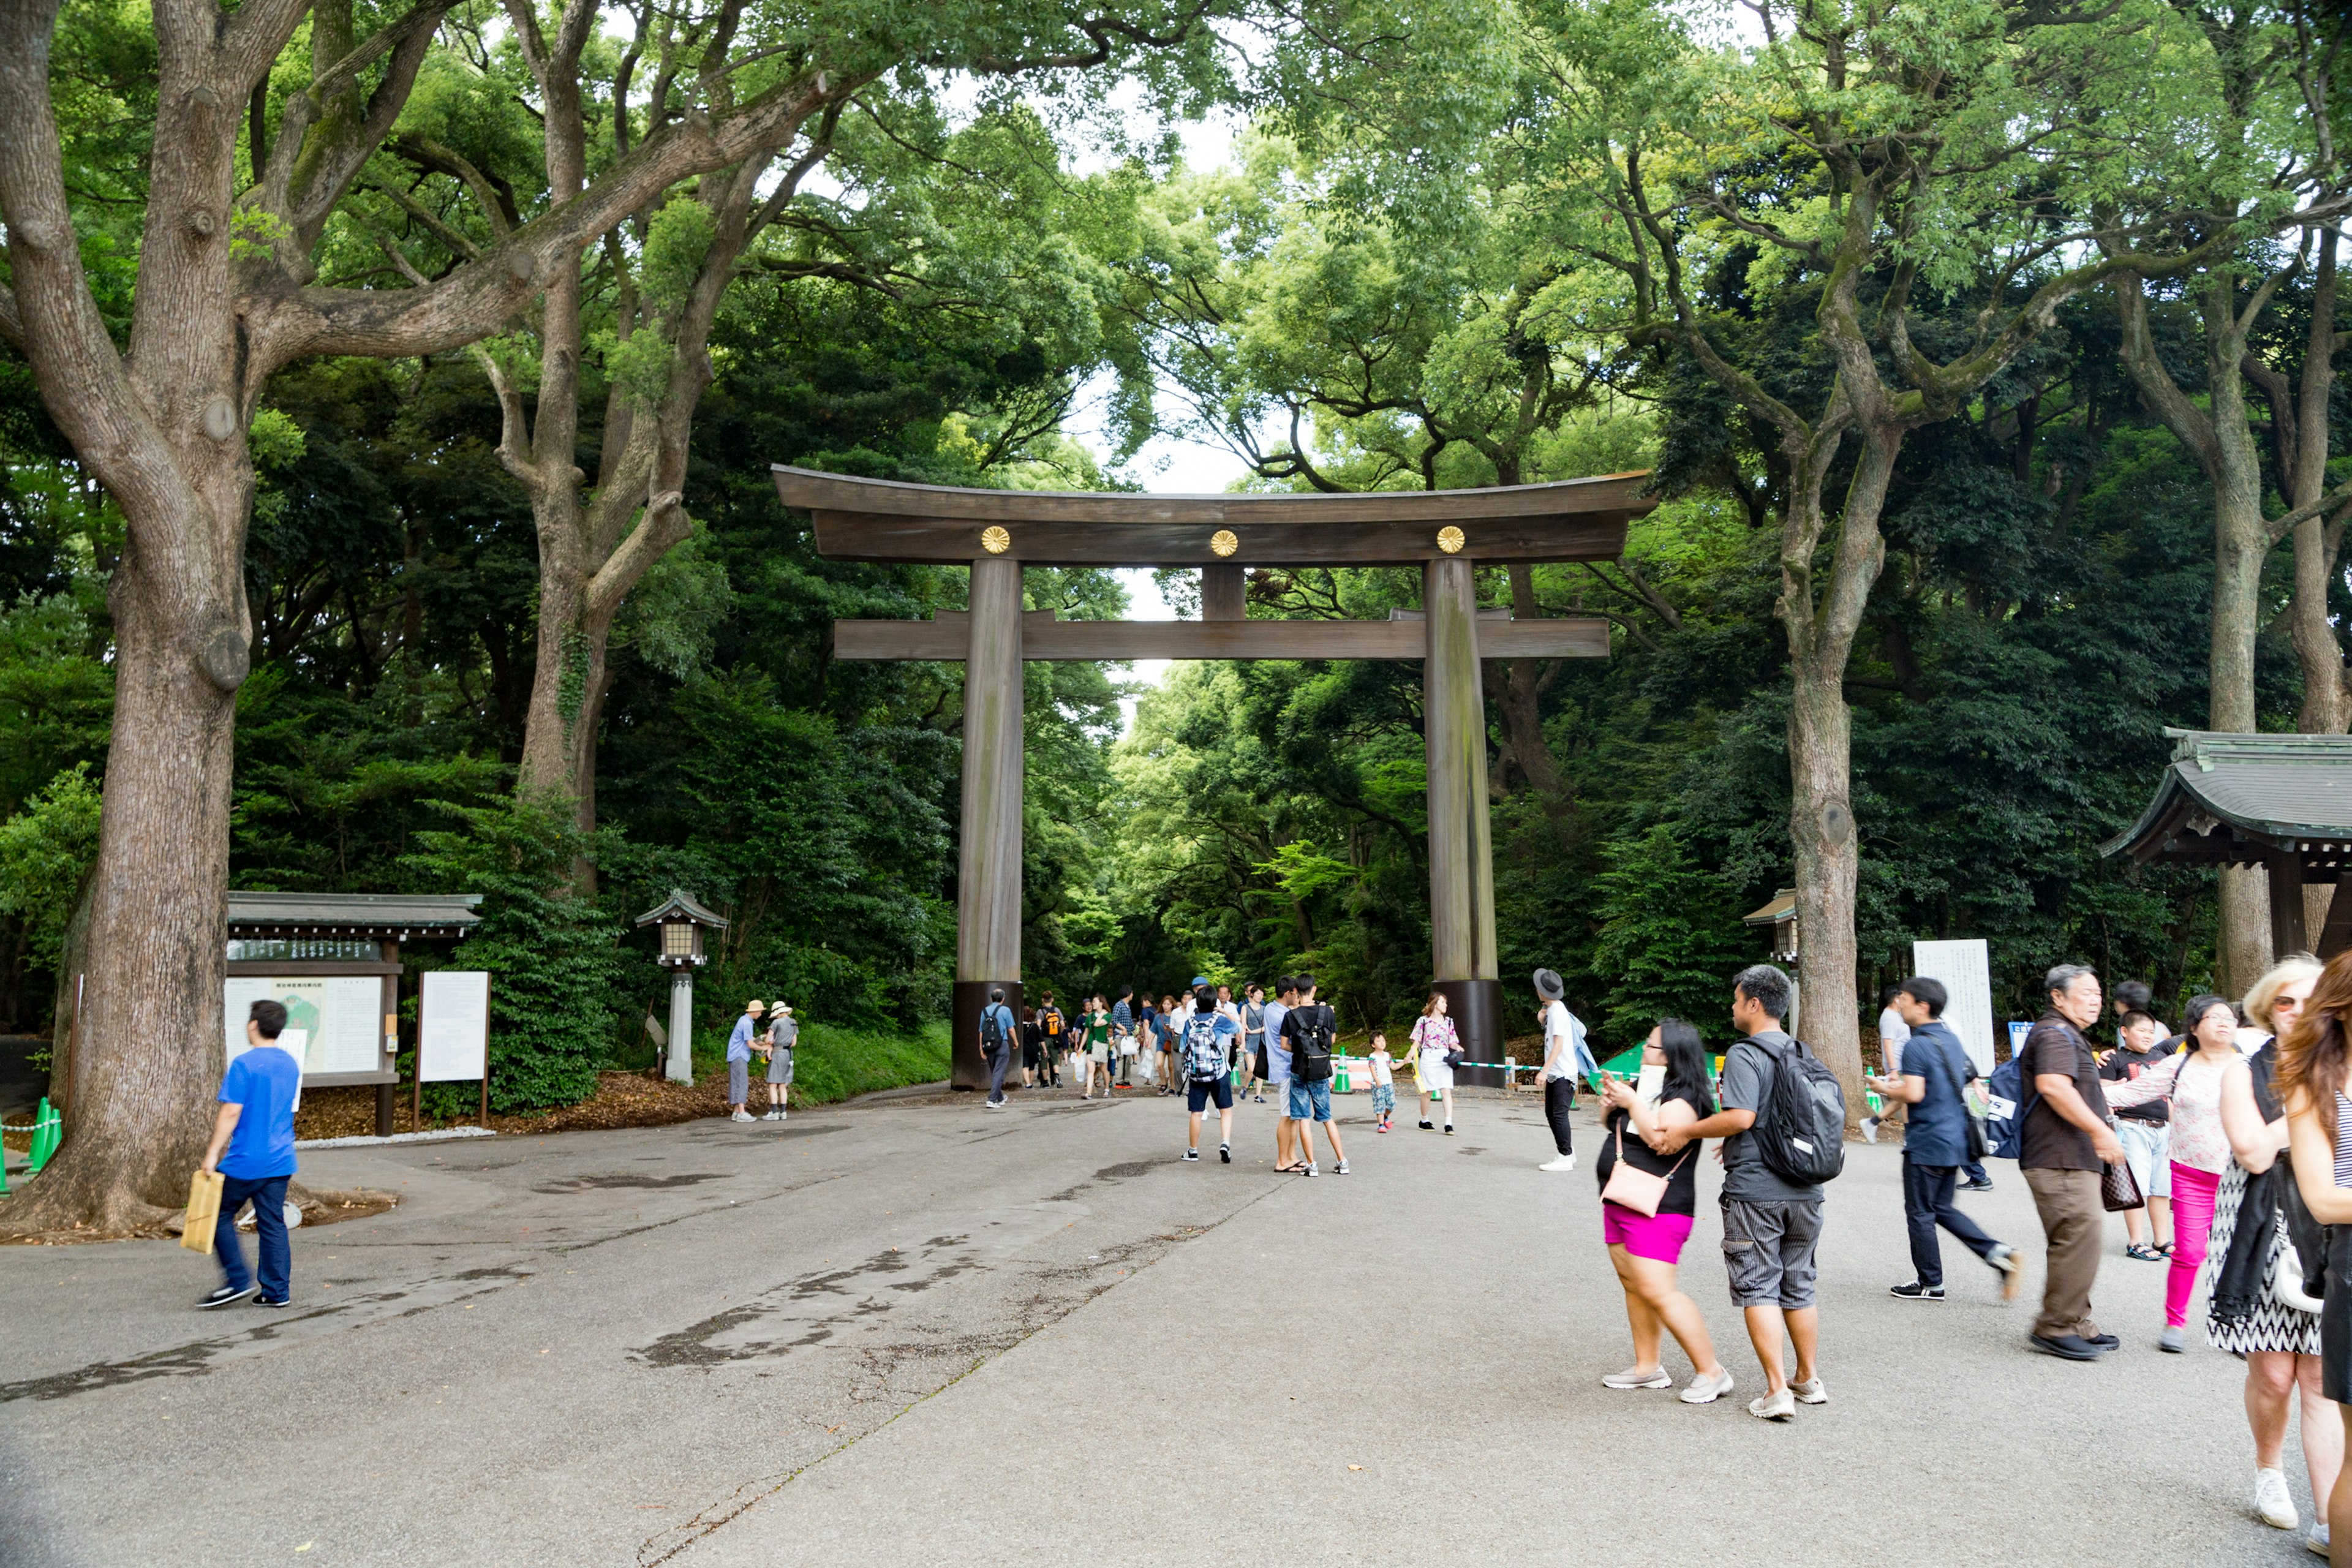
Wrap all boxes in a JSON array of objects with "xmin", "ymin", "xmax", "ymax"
[{"xmin": 1533, "ymin": 969, "xmax": 1565, "ymax": 1001}]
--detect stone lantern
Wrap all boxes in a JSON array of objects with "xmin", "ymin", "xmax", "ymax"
[{"xmin": 635, "ymin": 891, "xmax": 727, "ymax": 1084}]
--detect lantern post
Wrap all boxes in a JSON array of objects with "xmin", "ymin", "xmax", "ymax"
[{"xmin": 634, "ymin": 891, "xmax": 728, "ymax": 1084}]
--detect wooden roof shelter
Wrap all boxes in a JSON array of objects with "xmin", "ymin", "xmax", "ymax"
[
  {"xmin": 772, "ymin": 464, "xmax": 1658, "ymax": 1088},
  {"xmin": 2103, "ymin": 729, "xmax": 2352, "ymax": 959}
]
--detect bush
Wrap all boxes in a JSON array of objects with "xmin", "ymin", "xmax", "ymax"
[{"xmin": 403, "ymin": 794, "xmax": 622, "ymax": 1112}]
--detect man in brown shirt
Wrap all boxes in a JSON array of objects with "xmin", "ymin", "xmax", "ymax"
[{"xmin": 2019, "ymin": 963, "xmax": 2125, "ymax": 1359}]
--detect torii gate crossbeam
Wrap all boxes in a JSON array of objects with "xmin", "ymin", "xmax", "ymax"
[{"xmin": 773, "ymin": 466, "xmax": 1656, "ymax": 1090}]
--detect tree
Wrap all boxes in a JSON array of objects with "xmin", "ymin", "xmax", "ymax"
[
  {"xmin": 2092, "ymin": 1, "xmax": 2348, "ymax": 986},
  {"xmin": 1528, "ymin": 0, "xmax": 2240, "ymax": 1105},
  {"xmin": 0, "ymin": 0, "xmax": 1444, "ymax": 1229}
]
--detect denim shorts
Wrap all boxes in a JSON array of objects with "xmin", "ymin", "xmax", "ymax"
[
  {"xmin": 1187, "ymin": 1076, "xmax": 1234, "ymax": 1113},
  {"xmin": 1287, "ymin": 1079, "xmax": 1333, "ymax": 1121}
]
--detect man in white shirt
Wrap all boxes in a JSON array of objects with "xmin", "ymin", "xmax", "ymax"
[{"xmin": 1534, "ymin": 969, "xmax": 1591, "ymax": 1173}]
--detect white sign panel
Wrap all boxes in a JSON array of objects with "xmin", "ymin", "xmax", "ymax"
[
  {"xmin": 224, "ymin": 975, "xmax": 385, "ymax": 1075},
  {"xmin": 1912, "ymin": 938, "xmax": 1996, "ymax": 1075},
  {"xmin": 420, "ymin": 970, "xmax": 491, "ymax": 1082}
]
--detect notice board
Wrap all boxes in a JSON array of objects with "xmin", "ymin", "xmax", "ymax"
[
  {"xmin": 1911, "ymin": 938, "xmax": 1996, "ymax": 1075},
  {"xmin": 419, "ymin": 970, "xmax": 491, "ymax": 1082}
]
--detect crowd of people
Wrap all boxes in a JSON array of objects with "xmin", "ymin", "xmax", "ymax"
[{"xmin": 190, "ymin": 934, "xmax": 2352, "ymax": 1559}]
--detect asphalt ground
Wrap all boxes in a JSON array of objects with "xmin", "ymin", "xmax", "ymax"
[{"xmin": 0, "ymin": 1082, "xmax": 2322, "ymax": 1567}]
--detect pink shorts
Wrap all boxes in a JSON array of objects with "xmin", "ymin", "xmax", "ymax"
[{"xmin": 1602, "ymin": 1202, "xmax": 1695, "ymax": 1263}]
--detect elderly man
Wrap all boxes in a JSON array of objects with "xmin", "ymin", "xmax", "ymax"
[
  {"xmin": 2018, "ymin": 964, "xmax": 2125, "ymax": 1361},
  {"xmin": 727, "ymin": 1000, "xmax": 766, "ymax": 1123}
]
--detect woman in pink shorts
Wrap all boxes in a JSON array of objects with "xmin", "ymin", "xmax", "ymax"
[{"xmin": 1596, "ymin": 1019, "xmax": 1733, "ymax": 1404}]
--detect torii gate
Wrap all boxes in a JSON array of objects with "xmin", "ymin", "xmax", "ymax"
[{"xmin": 772, "ymin": 466, "xmax": 1657, "ymax": 1090}]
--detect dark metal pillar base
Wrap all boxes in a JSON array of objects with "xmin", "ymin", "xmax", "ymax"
[
  {"xmin": 375, "ymin": 1081, "xmax": 396, "ymax": 1138},
  {"xmin": 1434, "ymin": 978, "xmax": 1506, "ymax": 1088},
  {"xmin": 950, "ymin": 980, "xmax": 1023, "ymax": 1091}
]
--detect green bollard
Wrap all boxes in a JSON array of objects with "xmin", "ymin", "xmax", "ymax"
[{"xmin": 28, "ymin": 1098, "xmax": 58, "ymax": 1174}]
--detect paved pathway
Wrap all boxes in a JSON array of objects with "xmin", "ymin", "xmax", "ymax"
[{"xmin": 0, "ymin": 1085, "xmax": 2324, "ymax": 1566}]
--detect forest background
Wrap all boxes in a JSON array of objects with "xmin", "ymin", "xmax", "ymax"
[{"xmin": 0, "ymin": 0, "xmax": 2345, "ymax": 1145}]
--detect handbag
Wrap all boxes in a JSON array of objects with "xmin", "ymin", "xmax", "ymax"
[
  {"xmin": 1600, "ymin": 1120, "xmax": 1694, "ymax": 1218},
  {"xmin": 2100, "ymin": 1137, "xmax": 2144, "ymax": 1213}
]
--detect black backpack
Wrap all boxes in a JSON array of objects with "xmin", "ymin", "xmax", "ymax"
[
  {"xmin": 981, "ymin": 1006, "xmax": 1008, "ymax": 1050},
  {"xmin": 1289, "ymin": 1005, "xmax": 1335, "ymax": 1084},
  {"xmin": 1747, "ymin": 1036, "xmax": 1846, "ymax": 1185}
]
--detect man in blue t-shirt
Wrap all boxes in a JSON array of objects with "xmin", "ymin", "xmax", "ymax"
[
  {"xmin": 200, "ymin": 998, "xmax": 303, "ymax": 1308},
  {"xmin": 981, "ymin": 987, "xmax": 1018, "ymax": 1108}
]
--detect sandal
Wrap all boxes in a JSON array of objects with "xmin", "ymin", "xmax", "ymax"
[{"xmin": 2126, "ymin": 1242, "xmax": 2164, "ymax": 1262}]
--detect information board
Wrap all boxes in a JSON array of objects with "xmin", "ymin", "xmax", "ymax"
[
  {"xmin": 419, "ymin": 970, "xmax": 491, "ymax": 1082},
  {"xmin": 1912, "ymin": 939, "xmax": 1996, "ymax": 1075},
  {"xmin": 223, "ymin": 975, "xmax": 385, "ymax": 1076}
]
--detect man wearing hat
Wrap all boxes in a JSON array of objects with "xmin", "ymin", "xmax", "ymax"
[
  {"xmin": 762, "ymin": 1002, "xmax": 797, "ymax": 1121},
  {"xmin": 727, "ymin": 1000, "xmax": 764, "ymax": 1123},
  {"xmin": 1534, "ymin": 970, "xmax": 1595, "ymax": 1172}
]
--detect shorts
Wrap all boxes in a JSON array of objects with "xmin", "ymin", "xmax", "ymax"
[
  {"xmin": 764, "ymin": 1049, "xmax": 794, "ymax": 1085},
  {"xmin": 1722, "ymin": 1196, "xmax": 1825, "ymax": 1311},
  {"xmin": 727, "ymin": 1059, "xmax": 749, "ymax": 1103},
  {"xmin": 1287, "ymin": 1079, "xmax": 1333, "ymax": 1121},
  {"xmin": 1267, "ymin": 1078, "xmax": 1290, "ymax": 1109},
  {"xmin": 1371, "ymin": 1084, "xmax": 1396, "ymax": 1116},
  {"xmin": 1603, "ymin": 1202, "xmax": 1695, "ymax": 1264},
  {"xmin": 1090, "ymin": 1044, "xmax": 1109, "ymax": 1064},
  {"xmin": 1021, "ymin": 1042, "xmax": 1043, "ymax": 1070},
  {"xmin": 1187, "ymin": 1076, "xmax": 1234, "ymax": 1113},
  {"xmin": 2116, "ymin": 1118, "xmax": 2171, "ymax": 1199}
]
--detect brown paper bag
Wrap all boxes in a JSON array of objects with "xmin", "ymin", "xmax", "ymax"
[{"xmin": 180, "ymin": 1169, "xmax": 224, "ymax": 1254}]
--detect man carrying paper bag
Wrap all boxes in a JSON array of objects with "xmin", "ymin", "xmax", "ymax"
[{"xmin": 196, "ymin": 999, "xmax": 301, "ymax": 1308}]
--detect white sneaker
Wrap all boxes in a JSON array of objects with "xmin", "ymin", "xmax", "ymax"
[
  {"xmin": 1539, "ymin": 1155, "xmax": 1577, "ymax": 1172},
  {"xmin": 1748, "ymin": 1387, "xmax": 1796, "ymax": 1421},
  {"xmin": 762, "ymin": 1110, "xmax": 779, "ymax": 1121},
  {"xmin": 2308, "ymin": 1523, "xmax": 2330, "ymax": 1557},
  {"xmin": 731, "ymin": 1110, "xmax": 753, "ymax": 1121},
  {"xmin": 776, "ymin": 1109, "xmax": 786, "ymax": 1122},
  {"xmin": 1860, "ymin": 1115, "xmax": 1881, "ymax": 1144},
  {"xmin": 1679, "ymin": 1369, "xmax": 1735, "ymax": 1404},
  {"xmin": 1601, "ymin": 1366, "xmax": 1672, "ymax": 1390},
  {"xmin": 1793, "ymin": 1376, "xmax": 1827, "ymax": 1405},
  {"xmin": 2256, "ymin": 1467, "xmax": 2299, "ymax": 1529}
]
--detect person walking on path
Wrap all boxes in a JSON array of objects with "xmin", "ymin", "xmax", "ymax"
[
  {"xmin": 1180, "ymin": 985, "xmax": 1240, "ymax": 1164},
  {"xmin": 2105, "ymin": 993, "xmax": 2260, "ymax": 1351},
  {"xmin": 726, "ymin": 1000, "xmax": 764, "ymax": 1123},
  {"xmin": 980, "ymin": 986, "xmax": 1017, "ymax": 1109},
  {"xmin": 1037, "ymin": 993, "xmax": 1066, "ymax": 1089},
  {"xmin": 1284, "ymin": 976, "xmax": 1347, "ymax": 1176},
  {"xmin": 2209, "ymin": 956, "xmax": 2335, "ymax": 1552},
  {"xmin": 1869, "ymin": 977, "xmax": 2021, "ymax": 1302},
  {"xmin": 2016, "ymin": 963, "xmax": 2125, "ymax": 1361},
  {"xmin": 1411, "ymin": 992, "xmax": 1459, "ymax": 1134},
  {"xmin": 2101, "ymin": 1008, "xmax": 2176, "ymax": 1260},
  {"xmin": 1265, "ymin": 978, "xmax": 1299, "ymax": 1170},
  {"xmin": 1864, "ymin": 984, "xmax": 1908, "ymax": 1145},
  {"xmin": 1158, "ymin": 995, "xmax": 1184, "ymax": 1095},
  {"xmin": 2276, "ymin": 954, "xmax": 2352, "ymax": 1558},
  {"xmin": 1084, "ymin": 995, "xmax": 1115, "ymax": 1098},
  {"xmin": 761, "ymin": 1003, "xmax": 797, "ymax": 1121},
  {"xmin": 1654, "ymin": 965, "xmax": 1825, "ymax": 1422},
  {"xmin": 1596, "ymin": 1019, "xmax": 1733, "ymax": 1404},
  {"xmin": 1534, "ymin": 969, "xmax": 1593, "ymax": 1172},
  {"xmin": 1241, "ymin": 983, "xmax": 1268, "ymax": 1102},
  {"xmin": 1019, "ymin": 1006, "xmax": 1043, "ymax": 1090},
  {"xmin": 1367, "ymin": 1031, "xmax": 1396, "ymax": 1131},
  {"xmin": 198, "ymin": 999, "xmax": 303, "ymax": 1309},
  {"xmin": 1112, "ymin": 986, "xmax": 1137, "ymax": 1088}
]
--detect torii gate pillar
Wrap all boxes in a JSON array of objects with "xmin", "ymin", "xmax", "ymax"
[
  {"xmin": 949, "ymin": 554, "xmax": 1024, "ymax": 1088},
  {"xmin": 1423, "ymin": 557, "xmax": 1503, "ymax": 1084}
]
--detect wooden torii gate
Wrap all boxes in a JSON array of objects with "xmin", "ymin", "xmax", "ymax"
[{"xmin": 773, "ymin": 465, "xmax": 1657, "ymax": 1089}]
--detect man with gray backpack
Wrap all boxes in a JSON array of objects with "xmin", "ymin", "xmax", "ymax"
[
  {"xmin": 1656, "ymin": 963, "xmax": 1839, "ymax": 1420},
  {"xmin": 1179, "ymin": 985, "xmax": 1240, "ymax": 1163}
]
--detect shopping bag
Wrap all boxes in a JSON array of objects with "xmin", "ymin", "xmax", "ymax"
[{"xmin": 181, "ymin": 1169, "xmax": 224, "ymax": 1254}]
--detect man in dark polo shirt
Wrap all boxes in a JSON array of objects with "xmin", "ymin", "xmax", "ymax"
[{"xmin": 2020, "ymin": 963, "xmax": 2125, "ymax": 1360}]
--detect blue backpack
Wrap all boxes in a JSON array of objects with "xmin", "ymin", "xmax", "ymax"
[{"xmin": 1984, "ymin": 1051, "xmax": 2037, "ymax": 1159}]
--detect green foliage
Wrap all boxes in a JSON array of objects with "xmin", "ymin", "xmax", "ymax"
[
  {"xmin": 1587, "ymin": 826, "xmax": 1754, "ymax": 1049},
  {"xmin": 401, "ymin": 796, "xmax": 622, "ymax": 1112},
  {"xmin": 0, "ymin": 764, "xmax": 103, "ymax": 972}
]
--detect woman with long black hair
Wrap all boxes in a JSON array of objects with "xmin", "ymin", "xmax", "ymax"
[{"xmin": 1595, "ymin": 1018, "xmax": 1733, "ymax": 1405}]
